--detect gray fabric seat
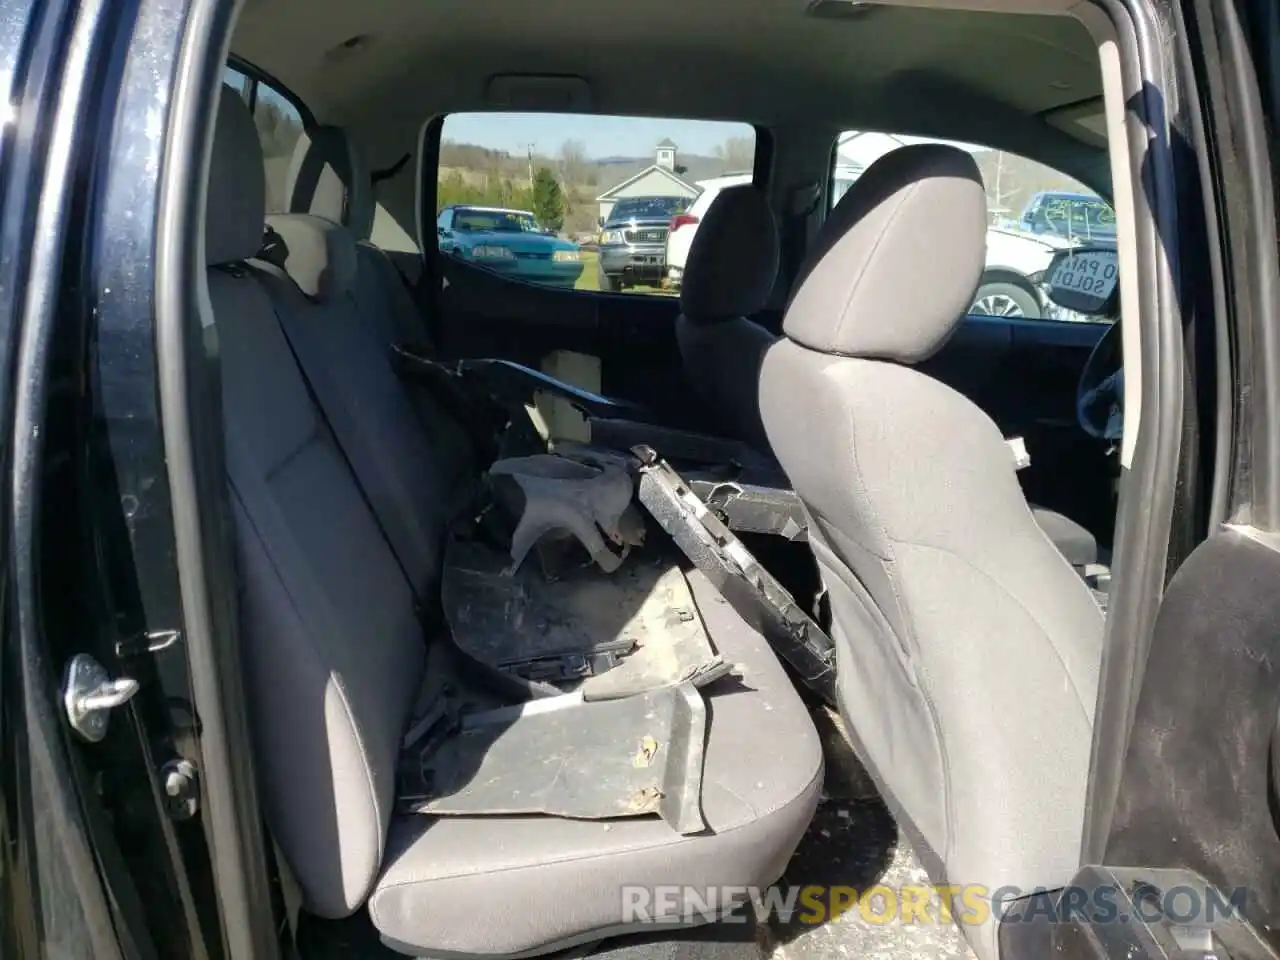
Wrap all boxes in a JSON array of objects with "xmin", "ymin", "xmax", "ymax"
[
  {"xmin": 206, "ymin": 89, "xmax": 425, "ymax": 918},
  {"xmin": 279, "ymin": 125, "xmax": 473, "ymax": 488},
  {"xmin": 675, "ymin": 185, "xmax": 779, "ymax": 453},
  {"xmin": 207, "ymin": 86, "xmax": 822, "ymax": 957},
  {"xmin": 284, "ymin": 124, "xmax": 427, "ymax": 347},
  {"xmin": 371, "ymin": 569, "xmax": 822, "ymax": 957},
  {"xmin": 250, "ymin": 213, "xmax": 460, "ymax": 594},
  {"xmin": 759, "ymin": 144, "xmax": 1105, "ymax": 960}
]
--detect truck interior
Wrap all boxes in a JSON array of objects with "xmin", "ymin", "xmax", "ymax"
[{"xmin": 150, "ymin": 0, "xmax": 1157, "ymax": 956}]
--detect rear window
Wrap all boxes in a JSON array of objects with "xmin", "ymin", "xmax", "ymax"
[
  {"xmin": 436, "ymin": 112, "xmax": 755, "ymax": 295},
  {"xmin": 223, "ymin": 63, "xmax": 306, "ymax": 213}
]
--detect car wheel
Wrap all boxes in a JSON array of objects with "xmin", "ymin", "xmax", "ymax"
[
  {"xmin": 598, "ymin": 268, "xmax": 623, "ymax": 292},
  {"xmin": 969, "ymin": 281, "xmax": 1041, "ymax": 319}
]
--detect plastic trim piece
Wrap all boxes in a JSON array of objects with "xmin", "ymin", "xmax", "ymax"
[{"xmin": 633, "ymin": 446, "xmax": 836, "ymax": 703}]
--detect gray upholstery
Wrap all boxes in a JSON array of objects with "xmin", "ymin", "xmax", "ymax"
[
  {"xmin": 1030, "ymin": 505, "xmax": 1098, "ymax": 568},
  {"xmin": 783, "ymin": 143, "xmax": 987, "ymax": 363},
  {"xmin": 218, "ymin": 267, "xmax": 425, "ymax": 916},
  {"xmin": 286, "ymin": 124, "xmax": 376, "ymax": 240},
  {"xmin": 267, "ymin": 213, "xmax": 358, "ymax": 301},
  {"xmin": 370, "ymin": 570, "xmax": 822, "ymax": 957},
  {"xmin": 761, "ymin": 144, "xmax": 1104, "ymax": 960},
  {"xmin": 208, "ymin": 85, "xmax": 426, "ymax": 916},
  {"xmin": 209, "ymin": 85, "xmax": 821, "ymax": 954},
  {"xmin": 286, "ymin": 124, "xmax": 432, "ymax": 351},
  {"xmin": 245, "ymin": 256, "xmax": 457, "ymax": 596},
  {"xmin": 283, "ymin": 123, "xmax": 471, "ymax": 475},
  {"xmin": 680, "ymin": 185, "xmax": 778, "ymax": 321},
  {"xmin": 206, "ymin": 87, "xmax": 266, "ymax": 266},
  {"xmin": 675, "ymin": 186, "xmax": 780, "ymax": 451},
  {"xmin": 675, "ymin": 318, "xmax": 776, "ymax": 453}
]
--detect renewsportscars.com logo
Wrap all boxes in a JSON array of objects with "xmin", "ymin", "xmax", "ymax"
[{"xmin": 620, "ymin": 883, "xmax": 1248, "ymax": 927}]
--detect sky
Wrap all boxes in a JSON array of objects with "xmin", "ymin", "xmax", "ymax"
[{"xmin": 442, "ymin": 112, "xmax": 754, "ymax": 159}]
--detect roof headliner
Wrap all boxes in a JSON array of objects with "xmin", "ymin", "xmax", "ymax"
[{"xmin": 232, "ymin": 0, "xmax": 1106, "ymax": 184}]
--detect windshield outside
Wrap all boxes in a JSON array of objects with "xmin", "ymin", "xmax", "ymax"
[
  {"xmin": 606, "ymin": 196, "xmax": 686, "ymax": 224},
  {"xmin": 455, "ymin": 208, "xmax": 542, "ymax": 233},
  {"xmin": 1024, "ymin": 194, "xmax": 1116, "ymax": 241}
]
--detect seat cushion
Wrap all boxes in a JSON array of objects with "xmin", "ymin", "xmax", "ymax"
[{"xmin": 368, "ymin": 569, "xmax": 823, "ymax": 958}]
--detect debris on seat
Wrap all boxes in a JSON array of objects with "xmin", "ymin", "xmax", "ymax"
[
  {"xmin": 689, "ymin": 478, "xmax": 809, "ymax": 541},
  {"xmin": 488, "ymin": 454, "xmax": 645, "ymax": 574},
  {"xmin": 633, "ymin": 445, "xmax": 837, "ymax": 704},
  {"xmin": 399, "ymin": 682, "xmax": 708, "ymax": 834},
  {"xmin": 441, "ymin": 538, "xmax": 727, "ymax": 699}
]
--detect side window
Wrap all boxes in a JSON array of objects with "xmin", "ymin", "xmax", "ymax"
[
  {"xmin": 437, "ymin": 112, "xmax": 756, "ymax": 294},
  {"xmin": 831, "ymin": 131, "xmax": 1117, "ymax": 323},
  {"xmin": 223, "ymin": 64, "xmax": 306, "ymax": 214}
]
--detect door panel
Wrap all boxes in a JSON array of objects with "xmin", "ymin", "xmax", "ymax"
[
  {"xmin": 435, "ymin": 257, "xmax": 714, "ymax": 431},
  {"xmin": 1101, "ymin": 531, "xmax": 1280, "ymax": 952},
  {"xmin": 436, "ymin": 261, "xmax": 1114, "ymax": 535}
]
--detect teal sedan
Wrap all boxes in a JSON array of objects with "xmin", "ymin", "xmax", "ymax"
[{"xmin": 436, "ymin": 206, "xmax": 584, "ymax": 288}]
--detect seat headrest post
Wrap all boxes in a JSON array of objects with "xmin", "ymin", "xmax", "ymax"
[{"xmin": 783, "ymin": 144, "xmax": 987, "ymax": 363}]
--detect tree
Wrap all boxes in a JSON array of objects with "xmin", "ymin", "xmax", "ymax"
[
  {"xmin": 976, "ymin": 151, "xmax": 1019, "ymax": 224},
  {"xmin": 715, "ymin": 136, "xmax": 755, "ymax": 173},
  {"xmin": 254, "ymin": 99, "xmax": 302, "ymax": 158},
  {"xmin": 532, "ymin": 167, "xmax": 566, "ymax": 230},
  {"xmin": 559, "ymin": 139, "xmax": 590, "ymax": 187}
]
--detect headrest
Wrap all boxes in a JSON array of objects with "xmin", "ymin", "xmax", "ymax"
[
  {"xmin": 285, "ymin": 125, "xmax": 375, "ymax": 241},
  {"xmin": 264, "ymin": 214, "xmax": 358, "ymax": 302},
  {"xmin": 784, "ymin": 144, "xmax": 987, "ymax": 362},
  {"xmin": 206, "ymin": 85, "xmax": 266, "ymax": 266},
  {"xmin": 680, "ymin": 185, "xmax": 779, "ymax": 321}
]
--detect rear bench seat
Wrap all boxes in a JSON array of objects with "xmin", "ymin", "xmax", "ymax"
[
  {"xmin": 206, "ymin": 85, "xmax": 822, "ymax": 957},
  {"xmin": 281, "ymin": 123, "xmax": 429, "ymax": 349}
]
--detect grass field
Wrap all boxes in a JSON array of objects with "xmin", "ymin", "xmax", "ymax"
[{"xmin": 574, "ymin": 251, "xmax": 675, "ymax": 297}]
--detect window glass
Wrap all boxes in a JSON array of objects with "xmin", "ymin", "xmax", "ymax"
[
  {"xmin": 831, "ymin": 131, "xmax": 1117, "ymax": 322},
  {"xmin": 437, "ymin": 112, "xmax": 755, "ymax": 294},
  {"xmin": 224, "ymin": 64, "xmax": 306, "ymax": 213}
]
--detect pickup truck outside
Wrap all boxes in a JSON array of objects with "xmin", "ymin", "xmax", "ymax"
[{"xmin": 597, "ymin": 196, "xmax": 689, "ymax": 292}]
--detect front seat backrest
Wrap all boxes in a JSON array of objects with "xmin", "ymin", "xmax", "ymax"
[
  {"xmin": 675, "ymin": 185, "xmax": 779, "ymax": 451},
  {"xmin": 760, "ymin": 144, "xmax": 1104, "ymax": 960}
]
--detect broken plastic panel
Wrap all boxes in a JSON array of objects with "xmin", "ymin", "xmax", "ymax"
[
  {"xmin": 488, "ymin": 454, "xmax": 645, "ymax": 574},
  {"xmin": 441, "ymin": 538, "xmax": 727, "ymax": 699},
  {"xmin": 400, "ymin": 682, "xmax": 708, "ymax": 834},
  {"xmin": 633, "ymin": 446, "xmax": 837, "ymax": 704},
  {"xmin": 588, "ymin": 417, "xmax": 779, "ymax": 481},
  {"xmin": 443, "ymin": 356, "xmax": 655, "ymax": 425},
  {"xmin": 687, "ymin": 478, "xmax": 809, "ymax": 541}
]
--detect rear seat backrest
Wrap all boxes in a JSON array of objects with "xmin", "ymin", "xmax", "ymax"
[
  {"xmin": 281, "ymin": 125, "xmax": 473, "ymax": 489},
  {"xmin": 285, "ymin": 125, "xmax": 424, "ymax": 347},
  {"xmin": 205, "ymin": 86, "xmax": 425, "ymax": 917},
  {"xmin": 254, "ymin": 212, "xmax": 457, "ymax": 594}
]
